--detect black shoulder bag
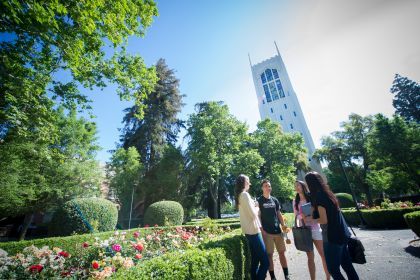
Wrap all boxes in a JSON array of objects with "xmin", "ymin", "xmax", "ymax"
[{"xmin": 343, "ymin": 212, "xmax": 367, "ymax": 264}]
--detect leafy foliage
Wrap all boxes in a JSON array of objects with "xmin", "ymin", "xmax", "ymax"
[
  {"xmin": 107, "ymin": 147, "xmax": 143, "ymax": 226},
  {"xmin": 390, "ymin": 74, "xmax": 420, "ymax": 123},
  {"xmin": 249, "ymin": 119, "xmax": 308, "ymax": 201},
  {"xmin": 315, "ymin": 114, "xmax": 375, "ymax": 205},
  {"xmin": 186, "ymin": 101, "xmax": 263, "ymax": 218},
  {"xmin": 0, "ymin": 109, "xmax": 102, "ymax": 218},
  {"xmin": 366, "ymin": 114, "xmax": 419, "ymax": 195}
]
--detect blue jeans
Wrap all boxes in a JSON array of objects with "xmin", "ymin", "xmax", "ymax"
[
  {"xmin": 246, "ymin": 233, "xmax": 269, "ymax": 280},
  {"xmin": 323, "ymin": 241, "xmax": 359, "ymax": 280}
]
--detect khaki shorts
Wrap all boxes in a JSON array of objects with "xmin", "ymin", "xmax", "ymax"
[{"xmin": 262, "ymin": 232, "xmax": 286, "ymax": 254}]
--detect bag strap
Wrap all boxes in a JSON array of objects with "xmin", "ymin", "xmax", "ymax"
[{"xmin": 340, "ymin": 210, "xmax": 357, "ymax": 237}]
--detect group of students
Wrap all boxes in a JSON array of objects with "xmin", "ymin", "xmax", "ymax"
[{"xmin": 235, "ymin": 171, "xmax": 359, "ymax": 280}]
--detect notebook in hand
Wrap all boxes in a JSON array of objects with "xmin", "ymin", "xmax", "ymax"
[{"xmin": 301, "ymin": 202, "xmax": 312, "ymax": 217}]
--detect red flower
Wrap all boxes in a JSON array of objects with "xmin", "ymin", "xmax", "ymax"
[
  {"xmin": 144, "ymin": 224, "xmax": 150, "ymax": 228},
  {"xmin": 135, "ymin": 253, "xmax": 142, "ymax": 259},
  {"xmin": 133, "ymin": 231, "xmax": 140, "ymax": 238},
  {"xmin": 59, "ymin": 251, "xmax": 70, "ymax": 258},
  {"xmin": 92, "ymin": 261, "xmax": 100, "ymax": 270},
  {"xmin": 29, "ymin": 264, "xmax": 43, "ymax": 273},
  {"xmin": 61, "ymin": 271, "xmax": 71, "ymax": 277},
  {"xmin": 82, "ymin": 242, "xmax": 89, "ymax": 248},
  {"xmin": 133, "ymin": 242, "xmax": 144, "ymax": 252}
]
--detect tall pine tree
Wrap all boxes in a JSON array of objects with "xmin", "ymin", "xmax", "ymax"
[{"xmin": 119, "ymin": 58, "xmax": 184, "ymax": 210}]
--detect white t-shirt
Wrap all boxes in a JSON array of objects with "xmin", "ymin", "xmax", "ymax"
[{"xmin": 239, "ymin": 191, "xmax": 261, "ymax": 235}]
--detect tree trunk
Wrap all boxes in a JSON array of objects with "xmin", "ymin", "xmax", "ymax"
[
  {"xmin": 18, "ymin": 213, "xmax": 34, "ymax": 241},
  {"xmin": 362, "ymin": 182, "xmax": 373, "ymax": 206},
  {"xmin": 207, "ymin": 181, "xmax": 218, "ymax": 219}
]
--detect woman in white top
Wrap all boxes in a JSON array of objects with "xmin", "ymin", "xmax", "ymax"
[{"xmin": 235, "ymin": 174, "xmax": 269, "ymax": 280}]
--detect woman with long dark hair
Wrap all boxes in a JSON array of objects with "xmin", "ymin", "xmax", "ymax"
[
  {"xmin": 235, "ymin": 174, "xmax": 269, "ymax": 280},
  {"xmin": 304, "ymin": 172, "xmax": 359, "ymax": 280},
  {"xmin": 293, "ymin": 180, "xmax": 330, "ymax": 280}
]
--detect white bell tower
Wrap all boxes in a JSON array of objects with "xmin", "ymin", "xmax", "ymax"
[{"xmin": 249, "ymin": 43, "xmax": 322, "ymax": 174}]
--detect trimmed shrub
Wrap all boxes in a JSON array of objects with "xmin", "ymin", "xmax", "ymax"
[
  {"xmin": 112, "ymin": 248, "xmax": 234, "ymax": 280},
  {"xmin": 49, "ymin": 198, "xmax": 118, "ymax": 236},
  {"xmin": 200, "ymin": 231, "xmax": 251, "ymax": 280},
  {"xmin": 342, "ymin": 209, "xmax": 362, "ymax": 227},
  {"xmin": 335, "ymin": 193, "xmax": 354, "ymax": 208},
  {"xmin": 404, "ymin": 211, "xmax": 420, "ymax": 237},
  {"xmin": 362, "ymin": 207, "xmax": 419, "ymax": 228},
  {"xmin": 144, "ymin": 201, "xmax": 184, "ymax": 226}
]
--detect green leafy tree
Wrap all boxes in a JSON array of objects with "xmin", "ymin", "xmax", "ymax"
[
  {"xmin": 250, "ymin": 119, "xmax": 308, "ymax": 201},
  {"xmin": 186, "ymin": 101, "xmax": 259, "ymax": 218},
  {"xmin": 1, "ymin": 0, "xmax": 158, "ymax": 143},
  {"xmin": 107, "ymin": 147, "xmax": 142, "ymax": 228},
  {"xmin": 390, "ymin": 74, "xmax": 420, "ymax": 123},
  {"xmin": 315, "ymin": 114, "xmax": 374, "ymax": 205},
  {"xmin": 0, "ymin": 109, "xmax": 102, "ymax": 239},
  {"xmin": 367, "ymin": 114, "xmax": 419, "ymax": 195}
]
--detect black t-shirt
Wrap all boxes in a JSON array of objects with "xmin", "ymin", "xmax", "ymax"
[
  {"xmin": 257, "ymin": 195, "xmax": 282, "ymax": 234},
  {"xmin": 316, "ymin": 191, "xmax": 350, "ymax": 244}
]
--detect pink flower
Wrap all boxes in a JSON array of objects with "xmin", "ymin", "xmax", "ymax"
[
  {"xmin": 133, "ymin": 231, "xmax": 140, "ymax": 238},
  {"xmin": 154, "ymin": 224, "xmax": 159, "ymax": 227},
  {"xmin": 146, "ymin": 235, "xmax": 152, "ymax": 241},
  {"xmin": 112, "ymin": 244, "xmax": 122, "ymax": 252},
  {"xmin": 29, "ymin": 264, "xmax": 43, "ymax": 273},
  {"xmin": 144, "ymin": 224, "xmax": 150, "ymax": 228}
]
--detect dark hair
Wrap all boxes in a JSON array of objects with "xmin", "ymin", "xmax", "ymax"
[
  {"xmin": 261, "ymin": 179, "xmax": 270, "ymax": 187},
  {"xmin": 304, "ymin": 172, "xmax": 339, "ymax": 209},
  {"xmin": 235, "ymin": 174, "xmax": 248, "ymax": 210},
  {"xmin": 294, "ymin": 180, "xmax": 311, "ymax": 211}
]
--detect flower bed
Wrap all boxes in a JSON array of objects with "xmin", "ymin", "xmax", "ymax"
[{"xmin": 0, "ymin": 225, "xmax": 234, "ymax": 279}]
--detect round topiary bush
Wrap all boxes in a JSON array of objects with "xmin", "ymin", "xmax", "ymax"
[
  {"xmin": 404, "ymin": 210, "xmax": 420, "ymax": 237},
  {"xmin": 50, "ymin": 198, "xmax": 118, "ymax": 236},
  {"xmin": 144, "ymin": 201, "xmax": 184, "ymax": 226},
  {"xmin": 335, "ymin": 193, "xmax": 354, "ymax": 208}
]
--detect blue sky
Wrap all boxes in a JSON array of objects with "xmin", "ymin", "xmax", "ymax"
[{"xmin": 80, "ymin": 0, "xmax": 420, "ymax": 162}]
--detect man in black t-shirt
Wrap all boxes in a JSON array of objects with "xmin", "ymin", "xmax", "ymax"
[{"xmin": 258, "ymin": 179, "xmax": 290, "ymax": 280}]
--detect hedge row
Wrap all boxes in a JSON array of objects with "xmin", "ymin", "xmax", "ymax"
[
  {"xmin": 200, "ymin": 230, "xmax": 251, "ymax": 280},
  {"xmin": 112, "ymin": 248, "xmax": 234, "ymax": 280},
  {"xmin": 342, "ymin": 207, "xmax": 420, "ymax": 228},
  {"xmin": 404, "ymin": 211, "xmax": 420, "ymax": 237}
]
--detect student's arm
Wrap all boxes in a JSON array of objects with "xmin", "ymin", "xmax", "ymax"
[
  {"xmin": 276, "ymin": 199, "xmax": 286, "ymax": 227},
  {"xmin": 315, "ymin": 206, "xmax": 328, "ymax": 224}
]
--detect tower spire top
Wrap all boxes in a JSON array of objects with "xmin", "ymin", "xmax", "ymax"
[
  {"xmin": 248, "ymin": 53, "xmax": 253, "ymax": 67},
  {"xmin": 274, "ymin": 41, "xmax": 280, "ymax": 56}
]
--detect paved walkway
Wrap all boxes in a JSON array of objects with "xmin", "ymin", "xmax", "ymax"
[{"xmin": 267, "ymin": 229, "xmax": 420, "ymax": 280}]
